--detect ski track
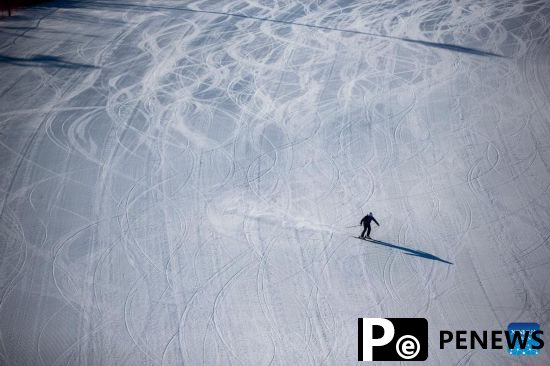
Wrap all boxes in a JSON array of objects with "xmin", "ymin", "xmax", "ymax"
[{"xmin": 1, "ymin": 0, "xmax": 550, "ymax": 364}]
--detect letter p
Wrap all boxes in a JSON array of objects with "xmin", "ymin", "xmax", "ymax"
[{"xmin": 359, "ymin": 318, "xmax": 395, "ymax": 361}]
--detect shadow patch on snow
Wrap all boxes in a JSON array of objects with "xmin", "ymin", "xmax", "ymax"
[
  {"xmin": 0, "ymin": 54, "xmax": 98, "ymax": 69},
  {"xmin": 362, "ymin": 238, "xmax": 453, "ymax": 265}
]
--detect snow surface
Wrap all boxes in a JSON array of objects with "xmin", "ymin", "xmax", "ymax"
[{"xmin": 1, "ymin": 1, "xmax": 550, "ymax": 364}]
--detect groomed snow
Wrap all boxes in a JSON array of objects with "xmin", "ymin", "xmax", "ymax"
[{"xmin": 1, "ymin": 1, "xmax": 550, "ymax": 364}]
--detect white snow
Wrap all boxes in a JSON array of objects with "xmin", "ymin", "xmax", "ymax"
[{"xmin": 1, "ymin": 0, "xmax": 550, "ymax": 364}]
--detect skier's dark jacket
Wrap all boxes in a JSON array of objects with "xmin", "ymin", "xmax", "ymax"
[{"xmin": 360, "ymin": 215, "xmax": 379, "ymax": 226}]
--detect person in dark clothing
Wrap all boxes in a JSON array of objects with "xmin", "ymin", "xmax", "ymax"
[{"xmin": 360, "ymin": 212, "xmax": 379, "ymax": 239}]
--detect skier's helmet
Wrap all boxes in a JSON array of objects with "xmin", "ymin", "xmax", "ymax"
[{"xmin": 368, "ymin": 212, "xmax": 373, "ymax": 216}]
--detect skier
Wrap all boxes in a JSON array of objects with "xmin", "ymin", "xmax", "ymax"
[{"xmin": 360, "ymin": 212, "xmax": 379, "ymax": 239}]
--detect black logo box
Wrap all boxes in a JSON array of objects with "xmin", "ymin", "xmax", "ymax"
[{"xmin": 359, "ymin": 318, "xmax": 428, "ymax": 361}]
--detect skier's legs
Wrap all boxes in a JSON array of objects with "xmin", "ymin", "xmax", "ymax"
[
  {"xmin": 366, "ymin": 225, "xmax": 371, "ymax": 237},
  {"xmin": 360, "ymin": 226, "xmax": 367, "ymax": 238}
]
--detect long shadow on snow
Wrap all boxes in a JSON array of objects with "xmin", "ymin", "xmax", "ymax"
[
  {"xmin": 401, "ymin": 38, "xmax": 502, "ymax": 57},
  {"xmin": 42, "ymin": 0, "xmax": 504, "ymax": 58},
  {"xmin": 363, "ymin": 238, "xmax": 453, "ymax": 265}
]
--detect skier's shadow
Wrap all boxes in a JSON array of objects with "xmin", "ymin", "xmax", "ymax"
[{"xmin": 361, "ymin": 238, "xmax": 453, "ymax": 265}]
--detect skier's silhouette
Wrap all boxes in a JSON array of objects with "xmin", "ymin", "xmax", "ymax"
[{"xmin": 360, "ymin": 212, "xmax": 379, "ymax": 239}]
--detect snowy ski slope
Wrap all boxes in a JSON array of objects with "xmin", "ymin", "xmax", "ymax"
[{"xmin": 1, "ymin": 0, "xmax": 550, "ymax": 364}]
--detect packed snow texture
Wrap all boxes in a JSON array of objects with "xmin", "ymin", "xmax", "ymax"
[{"xmin": 1, "ymin": 1, "xmax": 550, "ymax": 364}]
